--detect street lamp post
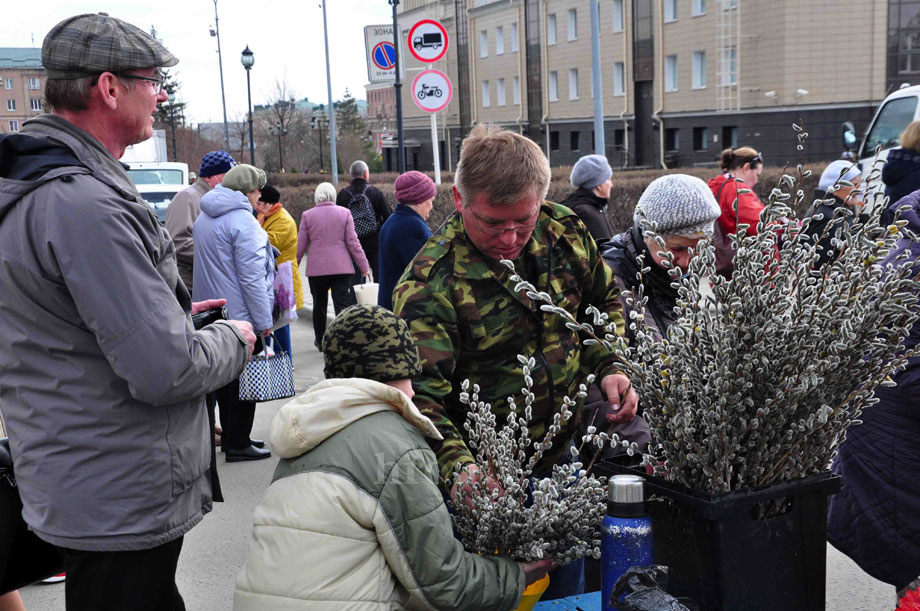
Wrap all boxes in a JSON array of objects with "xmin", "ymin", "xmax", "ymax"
[
  {"xmin": 311, "ymin": 111, "xmax": 326, "ymax": 173},
  {"xmin": 166, "ymin": 87, "xmax": 178, "ymax": 162},
  {"xmin": 240, "ymin": 45, "xmax": 255, "ymax": 165},
  {"xmin": 269, "ymin": 122, "xmax": 288, "ymax": 172},
  {"xmin": 210, "ymin": 0, "xmax": 231, "ymax": 151},
  {"xmin": 388, "ymin": 0, "xmax": 405, "ymax": 173}
]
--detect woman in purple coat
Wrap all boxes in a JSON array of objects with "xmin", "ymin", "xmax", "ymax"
[
  {"xmin": 827, "ymin": 188, "xmax": 920, "ymax": 597},
  {"xmin": 297, "ymin": 182, "xmax": 370, "ymax": 350}
]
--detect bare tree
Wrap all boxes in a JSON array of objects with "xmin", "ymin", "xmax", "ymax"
[{"xmin": 231, "ymin": 115, "xmax": 250, "ymax": 164}]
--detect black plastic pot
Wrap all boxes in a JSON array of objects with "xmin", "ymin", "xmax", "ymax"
[{"xmin": 594, "ymin": 462, "xmax": 841, "ymax": 611}]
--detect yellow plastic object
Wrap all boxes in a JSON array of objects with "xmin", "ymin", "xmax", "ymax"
[{"xmin": 514, "ymin": 574, "xmax": 550, "ymax": 611}]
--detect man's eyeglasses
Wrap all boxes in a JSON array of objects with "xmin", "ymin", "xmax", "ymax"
[
  {"xmin": 465, "ymin": 205, "xmax": 539, "ymax": 236},
  {"xmin": 118, "ymin": 73, "xmax": 165, "ymax": 93}
]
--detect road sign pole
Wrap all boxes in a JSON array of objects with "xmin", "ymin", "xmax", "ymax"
[
  {"xmin": 430, "ymin": 113, "xmax": 441, "ymax": 185},
  {"xmin": 390, "ymin": 1, "xmax": 406, "ymax": 173}
]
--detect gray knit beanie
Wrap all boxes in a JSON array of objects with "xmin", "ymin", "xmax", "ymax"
[
  {"xmin": 634, "ymin": 174, "xmax": 721, "ymax": 237},
  {"xmin": 570, "ymin": 154, "xmax": 613, "ymax": 190}
]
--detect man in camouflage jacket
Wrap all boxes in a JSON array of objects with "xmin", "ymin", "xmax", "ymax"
[{"xmin": 393, "ymin": 125, "xmax": 638, "ymax": 494}]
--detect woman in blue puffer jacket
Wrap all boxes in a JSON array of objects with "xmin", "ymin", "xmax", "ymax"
[{"xmin": 194, "ymin": 164, "xmax": 275, "ymax": 463}]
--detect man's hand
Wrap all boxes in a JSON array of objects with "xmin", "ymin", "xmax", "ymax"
[
  {"xmin": 599, "ymin": 373, "xmax": 638, "ymax": 423},
  {"xmin": 520, "ymin": 558, "xmax": 557, "ymax": 586},
  {"xmin": 229, "ymin": 320, "xmax": 257, "ymax": 358},
  {"xmin": 190, "ymin": 298, "xmax": 227, "ymax": 315},
  {"xmin": 450, "ymin": 463, "xmax": 505, "ymax": 511}
]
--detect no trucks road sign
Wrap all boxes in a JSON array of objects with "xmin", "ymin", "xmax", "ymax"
[
  {"xmin": 408, "ymin": 19, "xmax": 449, "ymax": 63},
  {"xmin": 365, "ymin": 24, "xmax": 405, "ymax": 83}
]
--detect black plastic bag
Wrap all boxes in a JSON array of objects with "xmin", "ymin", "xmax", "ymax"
[{"xmin": 609, "ymin": 565, "xmax": 692, "ymax": 611}]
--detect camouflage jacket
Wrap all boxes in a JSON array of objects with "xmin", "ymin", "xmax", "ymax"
[{"xmin": 393, "ymin": 202, "xmax": 626, "ymax": 482}]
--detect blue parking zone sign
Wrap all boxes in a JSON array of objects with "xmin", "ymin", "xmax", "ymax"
[{"xmin": 373, "ymin": 42, "xmax": 396, "ymax": 70}]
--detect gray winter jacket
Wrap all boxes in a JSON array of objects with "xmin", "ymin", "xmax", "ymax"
[
  {"xmin": 0, "ymin": 115, "xmax": 249, "ymax": 552},
  {"xmin": 193, "ymin": 185, "xmax": 274, "ymax": 332}
]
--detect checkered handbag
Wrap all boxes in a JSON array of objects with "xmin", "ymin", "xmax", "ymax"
[{"xmin": 238, "ymin": 342, "xmax": 295, "ymax": 403}]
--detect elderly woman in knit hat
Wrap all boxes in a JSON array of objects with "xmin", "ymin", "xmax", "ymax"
[
  {"xmin": 803, "ymin": 160, "xmax": 867, "ymax": 269},
  {"xmin": 377, "ymin": 171, "xmax": 436, "ymax": 310},
  {"xmin": 194, "ymin": 163, "xmax": 275, "ymax": 462},
  {"xmin": 297, "ymin": 182, "xmax": 370, "ymax": 350},
  {"xmin": 253, "ymin": 185, "xmax": 303, "ymax": 363},
  {"xmin": 602, "ymin": 174, "xmax": 721, "ymax": 343},
  {"xmin": 234, "ymin": 304, "xmax": 552, "ymax": 610},
  {"xmin": 559, "ymin": 154, "xmax": 615, "ymax": 246}
]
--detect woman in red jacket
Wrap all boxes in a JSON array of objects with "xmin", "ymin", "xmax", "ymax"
[{"xmin": 707, "ymin": 146, "xmax": 765, "ymax": 236}]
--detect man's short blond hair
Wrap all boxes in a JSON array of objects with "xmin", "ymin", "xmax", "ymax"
[
  {"xmin": 901, "ymin": 121, "xmax": 920, "ymax": 150},
  {"xmin": 455, "ymin": 124, "xmax": 551, "ymax": 205}
]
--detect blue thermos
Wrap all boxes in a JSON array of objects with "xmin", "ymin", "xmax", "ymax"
[{"xmin": 601, "ymin": 474, "xmax": 653, "ymax": 611}]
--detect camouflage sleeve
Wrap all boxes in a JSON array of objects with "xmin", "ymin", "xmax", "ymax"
[
  {"xmin": 393, "ymin": 267, "xmax": 475, "ymax": 483},
  {"xmin": 580, "ymin": 227, "xmax": 626, "ymax": 380}
]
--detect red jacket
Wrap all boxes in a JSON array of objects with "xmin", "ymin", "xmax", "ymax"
[{"xmin": 708, "ymin": 173, "xmax": 765, "ymax": 236}]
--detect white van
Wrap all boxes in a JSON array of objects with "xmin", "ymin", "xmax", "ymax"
[
  {"xmin": 119, "ymin": 130, "xmax": 189, "ymax": 223},
  {"xmin": 849, "ymin": 84, "xmax": 920, "ymax": 208}
]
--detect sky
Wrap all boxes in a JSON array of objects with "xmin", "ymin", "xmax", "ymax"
[{"xmin": 1, "ymin": 0, "xmax": 394, "ymax": 123}]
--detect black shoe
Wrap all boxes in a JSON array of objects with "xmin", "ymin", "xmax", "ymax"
[
  {"xmin": 225, "ymin": 445, "xmax": 271, "ymax": 462},
  {"xmin": 221, "ymin": 439, "xmax": 265, "ymax": 452},
  {"xmin": 314, "ymin": 339, "xmax": 323, "ymax": 352}
]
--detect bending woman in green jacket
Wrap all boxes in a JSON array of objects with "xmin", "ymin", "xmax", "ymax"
[{"xmin": 234, "ymin": 305, "xmax": 552, "ymax": 610}]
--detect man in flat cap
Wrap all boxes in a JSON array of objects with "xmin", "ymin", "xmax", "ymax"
[{"xmin": 0, "ymin": 13, "xmax": 256, "ymax": 609}]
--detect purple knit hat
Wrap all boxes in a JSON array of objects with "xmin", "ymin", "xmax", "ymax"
[{"xmin": 394, "ymin": 171, "xmax": 436, "ymax": 206}]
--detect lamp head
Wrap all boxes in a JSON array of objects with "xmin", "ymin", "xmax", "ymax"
[{"xmin": 241, "ymin": 45, "xmax": 254, "ymax": 69}]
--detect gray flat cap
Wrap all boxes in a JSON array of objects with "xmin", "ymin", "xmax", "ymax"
[{"xmin": 42, "ymin": 13, "xmax": 178, "ymax": 79}]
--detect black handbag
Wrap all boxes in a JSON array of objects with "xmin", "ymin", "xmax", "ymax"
[{"xmin": 0, "ymin": 438, "xmax": 63, "ymax": 594}]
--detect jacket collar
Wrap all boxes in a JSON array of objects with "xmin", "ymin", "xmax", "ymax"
[
  {"xmin": 20, "ymin": 114, "xmax": 141, "ymax": 201},
  {"xmin": 269, "ymin": 378, "xmax": 442, "ymax": 459},
  {"xmin": 315, "ymin": 200, "xmax": 336, "ymax": 207},
  {"xmin": 442, "ymin": 205, "xmax": 565, "ymax": 312}
]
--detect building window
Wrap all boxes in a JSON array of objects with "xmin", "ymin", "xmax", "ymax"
[
  {"xmin": 723, "ymin": 0, "xmax": 738, "ymax": 9},
  {"xmin": 548, "ymin": 14, "xmax": 557, "ymax": 45},
  {"xmin": 569, "ymin": 68, "xmax": 579, "ymax": 100},
  {"xmin": 30, "ymin": 98, "xmax": 41, "ymax": 111},
  {"xmin": 480, "ymin": 30, "xmax": 488, "ymax": 58},
  {"xmin": 665, "ymin": 128, "xmax": 680, "ymax": 151},
  {"xmin": 511, "ymin": 22, "xmax": 519, "ymax": 52},
  {"xmin": 570, "ymin": 131, "xmax": 581, "ymax": 151},
  {"xmin": 664, "ymin": 0, "xmax": 677, "ymax": 23},
  {"xmin": 723, "ymin": 125, "xmax": 738, "ymax": 149},
  {"xmin": 513, "ymin": 75, "xmax": 521, "ymax": 105},
  {"xmin": 496, "ymin": 26, "xmax": 504, "ymax": 55},
  {"xmin": 481, "ymin": 80, "xmax": 490, "ymax": 107},
  {"xmin": 614, "ymin": 129, "xmax": 625, "ymax": 149},
  {"xmin": 567, "ymin": 9, "xmax": 577, "ymax": 41},
  {"xmin": 550, "ymin": 130, "xmax": 560, "ymax": 150},
  {"xmin": 721, "ymin": 46, "xmax": 738, "ymax": 86},
  {"xmin": 613, "ymin": 62, "xmax": 626, "ymax": 96},
  {"xmin": 664, "ymin": 55, "xmax": 678, "ymax": 92},
  {"xmin": 497, "ymin": 78, "xmax": 506, "ymax": 106},
  {"xmin": 8, "ymin": 120, "xmax": 18, "ymax": 132},
  {"xmin": 692, "ymin": 0, "xmax": 706, "ymax": 16},
  {"xmin": 693, "ymin": 127, "xmax": 708, "ymax": 151},
  {"xmin": 692, "ymin": 50, "xmax": 706, "ymax": 89},
  {"xmin": 3, "ymin": 78, "xmax": 11, "ymax": 90},
  {"xmin": 613, "ymin": 0, "xmax": 624, "ymax": 32},
  {"xmin": 28, "ymin": 77, "xmax": 40, "ymax": 90},
  {"xmin": 6, "ymin": 99, "xmax": 15, "ymax": 112},
  {"xmin": 549, "ymin": 70, "xmax": 559, "ymax": 101}
]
